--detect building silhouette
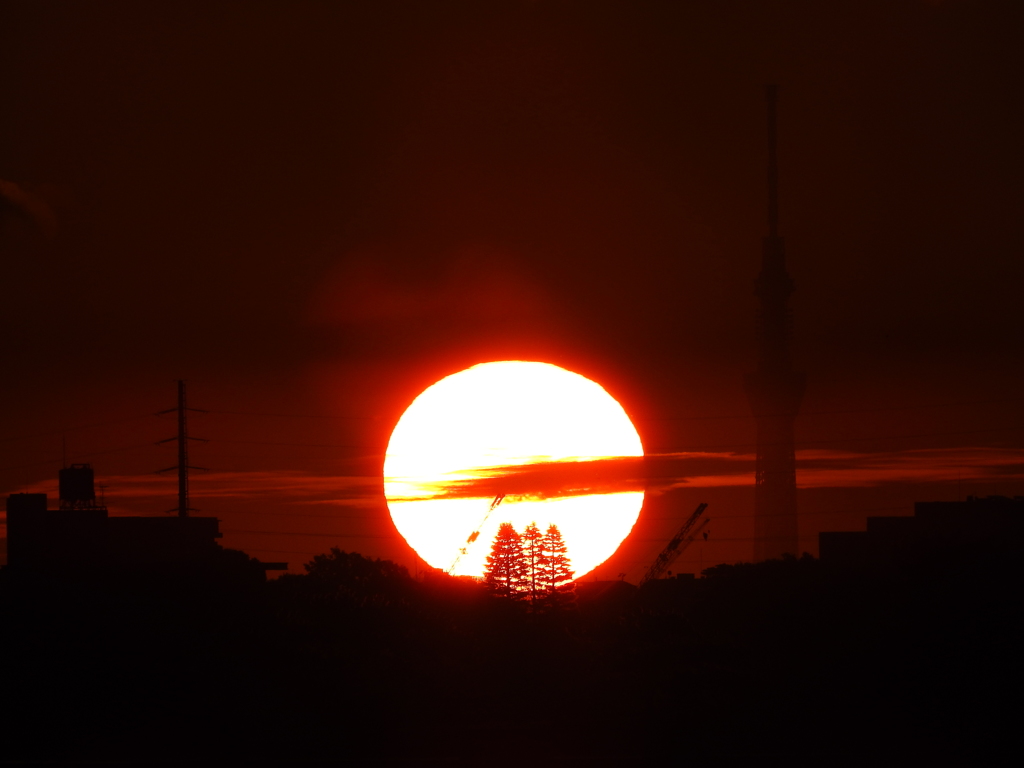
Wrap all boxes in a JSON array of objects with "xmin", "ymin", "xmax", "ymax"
[
  {"xmin": 6, "ymin": 463, "xmax": 234, "ymax": 573},
  {"xmin": 743, "ymin": 86, "xmax": 805, "ymax": 561},
  {"xmin": 819, "ymin": 495, "xmax": 1024, "ymax": 571}
]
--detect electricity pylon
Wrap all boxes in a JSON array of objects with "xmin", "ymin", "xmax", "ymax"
[{"xmin": 157, "ymin": 380, "xmax": 207, "ymax": 517}]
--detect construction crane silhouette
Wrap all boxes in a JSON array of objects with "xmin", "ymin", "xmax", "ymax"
[
  {"xmin": 447, "ymin": 493, "xmax": 506, "ymax": 574},
  {"xmin": 639, "ymin": 502, "xmax": 709, "ymax": 586}
]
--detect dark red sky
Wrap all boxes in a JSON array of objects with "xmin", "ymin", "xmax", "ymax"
[{"xmin": 2, "ymin": 0, "xmax": 1023, "ymax": 578}]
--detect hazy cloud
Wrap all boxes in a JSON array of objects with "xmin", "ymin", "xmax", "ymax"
[
  {"xmin": 309, "ymin": 245, "xmax": 553, "ymax": 330},
  {"xmin": 11, "ymin": 471, "xmax": 382, "ymax": 515},
  {"xmin": 388, "ymin": 446, "xmax": 1024, "ymax": 501},
  {"xmin": 5, "ymin": 447, "xmax": 1022, "ymax": 523}
]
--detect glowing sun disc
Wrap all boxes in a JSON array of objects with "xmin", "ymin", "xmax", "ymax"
[{"xmin": 384, "ymin": 361, "xmax": 644, "ymax": 579}]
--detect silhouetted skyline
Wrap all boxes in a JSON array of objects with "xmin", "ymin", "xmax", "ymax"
[{"xmin": 3, "ymin": 506, "xmax": 1018, "ymax": 763}]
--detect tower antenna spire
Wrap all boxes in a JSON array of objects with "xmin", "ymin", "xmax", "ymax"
[
  {"xmin": 743, "ymin": 85, "xmax": 806, "ymax": 561},
  {"xmin": 157, "ymin": 380, "xmax": 207, "ymax": 517},
  {"xmin": 766, "ymin": 84, "xmax": 779, "ymax": 239}
]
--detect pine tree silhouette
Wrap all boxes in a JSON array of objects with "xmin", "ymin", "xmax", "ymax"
[
  {"xmin": 521, "ymin": 522, "xmax": 543, "ymax": 603},
  {"xmin": 483, "ymin": 522, "xmax": 527, "ymax": 598},
  {"xmin": 538, "ymin": 524, "xmax": 575, "ymax": 605}
]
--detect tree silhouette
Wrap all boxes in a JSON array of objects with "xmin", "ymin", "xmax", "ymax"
[
  {"xmin": 299, "ymin": 547, "xmax": 415, "ymax": 608},
  {"xmin": 483, "ymin": 522, "xmax": 527, "ymax": 598},
  {"xmin": 521, "ymin": 521, "xmax": 543, "ymax": 603},
  {"xmin": 538, "ymin": 524, "xmax": 575, "ymax": 603}
]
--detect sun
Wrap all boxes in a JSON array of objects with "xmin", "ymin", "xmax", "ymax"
[{"xmin": 384, "ymin": 361, "xmax": 644, "ymax": 579}]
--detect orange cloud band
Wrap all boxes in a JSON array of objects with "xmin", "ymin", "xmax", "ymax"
[
  {"xmin": 4, "ymin": 446, "xmax": 1022, "ymax": 522},
  {"xmin": 388, "ymin": 445, "xmax": 1024, "ymax": 502}
]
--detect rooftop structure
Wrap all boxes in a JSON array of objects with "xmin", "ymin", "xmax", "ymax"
[
  {"xmin": 5, "ymin": 462, "xmax": 225, "ymax": 572},
  {"xmin": 819, "ymin": 495, "xmax": 1024, "ymax": 570}
]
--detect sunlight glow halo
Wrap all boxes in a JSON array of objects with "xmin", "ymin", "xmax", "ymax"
[{"xmin": 384, "ymin": 361, "xmax": 644, "ymax": 579}]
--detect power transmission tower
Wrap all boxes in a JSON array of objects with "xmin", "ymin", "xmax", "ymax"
[{"xmin": 157, "ymin": 380, "xmax": 207, "ymax": 517}]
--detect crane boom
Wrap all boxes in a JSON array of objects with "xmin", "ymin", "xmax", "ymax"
[
  {"xmin": 639, "ymin": 502, "xmax": 708, "ymax": 586},
  {"xmin": 447, "ymin": 493, "xmax": 506, "ymax": 574}
]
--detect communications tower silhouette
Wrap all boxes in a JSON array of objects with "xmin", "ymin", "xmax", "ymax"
[{"xmin": 743, "ymin": 86, "xmax": 805, "ymax": 561}]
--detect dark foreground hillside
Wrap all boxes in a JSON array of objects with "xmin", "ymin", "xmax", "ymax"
[{"xmin": 1, "ymin": 546, "xmax": 1019, "ymax": 766}]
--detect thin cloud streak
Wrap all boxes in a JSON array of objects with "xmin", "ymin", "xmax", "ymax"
[
  {"xmin": 10, "ymin": 471, "xmax": 383, "ymax": 515},
  {"xmin": 388, "ymin": 446, "xmax": 1024, "ymax": 501},
  {"xmin": 796, "ymin": 447, "xmax": 1024, "ymax": 488},
  {"xmin": 4, "ymin": 447, "xmax": 1022, "ymax": 521}
]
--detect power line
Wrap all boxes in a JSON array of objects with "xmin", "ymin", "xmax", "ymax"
[
  {"xmin": 211, "ymin": 503, "xmax": 942, "ymax": 545},
  {"xmin": 155, "ymin": 422, "xmax": 1024, "ymax": 455},
  {"xmin": 217, "ymin": 509, "xmax": 379, "ymax": 520},
  {"xmin": 631, "ymin": 536, "xmax": 848, "ymax": 543},
  {"xmin": 243, "ymin": 548, "xmax": 317, "ymax": 557},
  {"xmin": 638, "ymin": 395, "xmax": 1024, "ymax": 422},
  {"xmin": 658, "ymin": 423, "xmax": 1024, "ymax": 454},
  {"xmin": 212, "ymin": 438, "xmax": 386, "ymax": 450},
  {"xmin": 222, "ymin": 529, "xmax": 397, "ymax": 539},
  {"xmin": 2, "ymin": 405, "xmax": 1023, "ymax": 457},
  {"xmin": 209, "ymin": 395, "xmax": 1024, "ymax": 424},
  {"xmin": 206, "ymin": 409, "xmax": 380, "ymax": 421},
  {"xmin": 0, "ymin": 441, "xmax": 160, "ymax": 473},
  {"xmin": 643, "ymin": 504, "xmax": 913, "ymax": 521},
  {"xmin": 183, "ymin": 421, "xmax": 1024, "ymax": 453},
  {"xmin": 0, "ymin": 413, "xmax": 154, "ymax": 445},
  {"xmin": 1, "ymin": 394, "xmax": 1022, "ymax": 447}
]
